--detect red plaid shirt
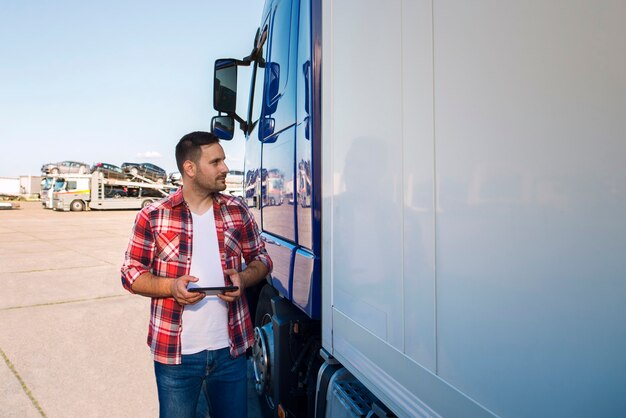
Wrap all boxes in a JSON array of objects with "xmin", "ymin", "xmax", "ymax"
[{"xmin": 121, "ymin": 188, "xmax": 272, "ymax": 364}]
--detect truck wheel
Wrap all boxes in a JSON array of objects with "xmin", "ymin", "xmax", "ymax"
[
  {"xmin": 253, "ymin": 284, "xmax": 279, "ymax": 415},
  {"xmin": 70, "ymin": 200, "xmax": 85, "ymax": 212},
  {"xmin": 130, "ymin": 167, "xmax": 138, "ymax": 176},
  {"xmin": 50, "ymin": 168, "xmax": 59, "ymax": 175},
  {"xmin": 79, "ymin": 166, "xmax": 86, "ymax": 174},
  {"xmin": 141, "ymin": 199, "xmax": 153, "ymax": 208}
]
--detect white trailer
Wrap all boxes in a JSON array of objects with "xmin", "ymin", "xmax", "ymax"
[
  {"xmin": 0, "ymin": 177, "xmax": 20, "ymax": 198},
  {"xmin": 320, "ymin": 1, "xmax": 626, "ymax": 417},
  {"xmin": 19, "ymin": 175, "xmax": 42, "ymax": 197}
]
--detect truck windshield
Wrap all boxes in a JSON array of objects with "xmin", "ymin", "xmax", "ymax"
[
  {"xmin": 53, "ymin": 180, "xmax": 66, "ymax": 192},
  {"xmin": 41, "ymin": 178, "xmax": 53, "ymax": 190}
]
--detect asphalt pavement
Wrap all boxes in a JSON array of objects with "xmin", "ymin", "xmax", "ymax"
[{"xmin": 0, "ymin": 201, "xmax": 266, "ymax": 417}]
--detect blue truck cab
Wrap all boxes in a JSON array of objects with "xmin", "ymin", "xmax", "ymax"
[{"xmin": 214, "ymin": 0, "xmax": 321, "ymax": 319}]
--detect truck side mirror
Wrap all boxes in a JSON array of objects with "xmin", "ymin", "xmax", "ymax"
[
  {"xmin": 211, "ymin": 116, "xmax": 235, "ymax": 140},
  {"xmin": 214, "ymin": 59, "xmax": 238, "ymax": 113}
]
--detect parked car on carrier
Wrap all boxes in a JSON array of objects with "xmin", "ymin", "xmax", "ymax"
[
  {"xmin": 91, "ymin": 162, "xmax": 127, "ymax": 180},
  {"xmin": 103, "ymin": 185, "xmax": 128, "ymax": 198},
  {"xmin": 41, "ymin": 161, "xmax": 90, "ymax": 175},
  {"xmin": 121, "ymin": 162, "xmax": 167, "ymax": 183}
]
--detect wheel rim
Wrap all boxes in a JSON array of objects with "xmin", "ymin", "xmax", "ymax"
[{"xmin": 252, "ymin": 314, "xmax": 275, "ymax": 409}]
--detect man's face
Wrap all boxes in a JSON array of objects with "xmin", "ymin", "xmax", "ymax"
[{"xmin": 191, "ymin": 143, "xmax": 229, "ymax": 193}]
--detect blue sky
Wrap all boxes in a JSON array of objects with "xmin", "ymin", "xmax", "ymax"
[{"xmin": 0, "ymin": 0, "xmax": 264, "ymax": 177}]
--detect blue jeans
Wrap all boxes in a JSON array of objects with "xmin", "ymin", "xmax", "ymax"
[{"xmin": 154, "ymin": 347, "xmax": 247, "ymax": 418}]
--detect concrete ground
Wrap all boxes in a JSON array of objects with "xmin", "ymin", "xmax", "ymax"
[{"xmin": 0, "ymin": 201, "xmax": 266, "ymax": 417}]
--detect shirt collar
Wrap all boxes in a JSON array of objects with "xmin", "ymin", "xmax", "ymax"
[
  {"xmin": 169, "ymin": 187, "xmax": 224, "ymax": 208},
  {"xmin": 169, "ymin": 187, "xmax": 185, "ymax": 207},
  {"xmin": 213, "ymin": 192, "xmax": 225, "ymax": 206}
]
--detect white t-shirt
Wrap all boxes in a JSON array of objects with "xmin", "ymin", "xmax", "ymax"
[{"xmin": 180, "ymin": 207, "xmax": 230, "ymax": 354}]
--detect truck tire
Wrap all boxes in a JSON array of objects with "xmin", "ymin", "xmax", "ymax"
[
  {"xmin": 130, "ymin": 167, "xmax": 138, "ymax": 176},
  {"xmin": 70, "ymin": 200, "xmax": 85, "ymax": 212},
  {"xmin": 254, "ymin": 284, "xmax": 278, "ymax": 326},
  {"xmin": 50, "ymin": 168, "xmax": 59, "ymax": 175},
  {"xmin": 253, "ymin": 284, "xmax": 279, "ymax": 415},
  {"xmin": 141, "ymin": 199, "xmax": 153, "ymax": 208},
  {"xmin": 79, "ymin": 166, "xmax": 86, "ymax": 174},
  {"xmin": 253, "ymin": 284, "xmax": 322, "ymax": 417}
]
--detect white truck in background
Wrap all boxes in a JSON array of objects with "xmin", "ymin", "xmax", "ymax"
[
  {"xmin": 212, "ymin": 1, "xmax": 626, "ymax": 417},
  {"xmin": 42, "ymin": 174, "xmax": 88, "ymax": 209},
  {"xmin": 52, "ymin": 172, "xmax": 173, "ymax": 211}
]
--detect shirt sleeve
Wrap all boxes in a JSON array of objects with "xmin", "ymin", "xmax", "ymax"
[
  {"xmin": 240, "ymin": 206, "xmax": 273, "ymax": 274},
  {"xmin": 121, "ymin": 209, "xmax": 155, "ymax": 293}
]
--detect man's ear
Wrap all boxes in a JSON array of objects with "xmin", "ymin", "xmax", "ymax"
[{"xmin": 182, "ymin": 160, "xmax": 195, "ymax": 177}]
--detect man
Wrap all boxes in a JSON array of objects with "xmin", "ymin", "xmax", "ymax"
[{"xmin": 121, "ymin": 131, "xmax": 272, "ymax": 418}]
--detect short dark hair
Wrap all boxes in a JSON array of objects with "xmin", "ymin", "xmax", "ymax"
[{"xmin": 175, "ymin": 131, "xmax": 220, "ymax": 173}]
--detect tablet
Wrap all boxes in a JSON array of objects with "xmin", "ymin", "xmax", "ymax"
[{"xmin": 188, "ymin": 286, "xmax": 239, "ymax": 295}]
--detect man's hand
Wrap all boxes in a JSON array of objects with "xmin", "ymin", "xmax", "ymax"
[
  {"xmin": 170, "ymin": 275, "xmax": 205, "ymax": 305},
  {"xmin": 219, "ymin": 269, "xmax": 244, "ymax": 303}
]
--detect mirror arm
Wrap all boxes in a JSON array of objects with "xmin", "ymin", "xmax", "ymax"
[
  {"xmin": 230, "ymin": 112, "xmax": 248, "ymax": 134},
  {"xmin": 240, "ymin": 52, "xmax": 255, "ymax": 64},
  {"xmin": 241, "ymin": 42, "xmax": 263, "ymax": 64},
  {"xmin": 234, "ymin": 57, "xmax": 253, "ymax": 67}
]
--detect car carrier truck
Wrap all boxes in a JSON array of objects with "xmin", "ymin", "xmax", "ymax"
[
  {"xmin": 211, "ymin": 0, "xmax": 626, "ymax": 417},
  {"xmin": 52, "ymin": 172, "xmax": 174, "ymax": 211}
]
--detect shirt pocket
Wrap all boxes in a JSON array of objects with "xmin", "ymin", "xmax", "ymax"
[{"xmin": 155, "ymin": 231, "xmax": 180, "ymax": 262}]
